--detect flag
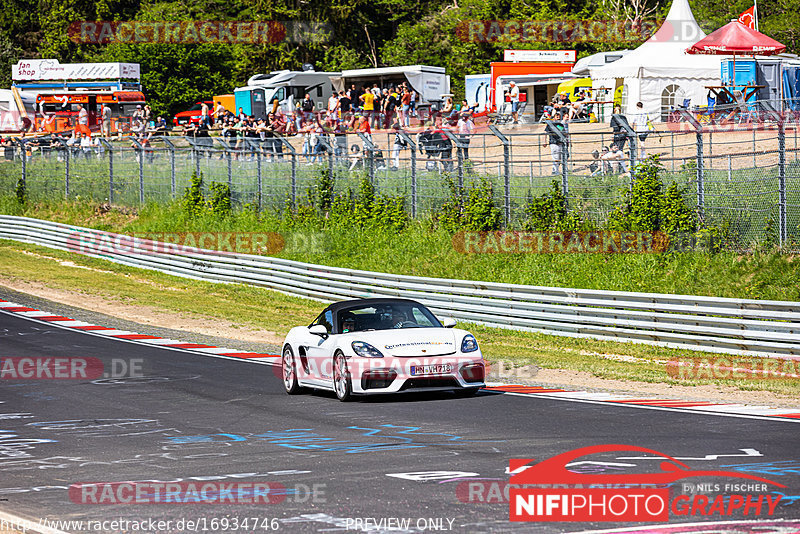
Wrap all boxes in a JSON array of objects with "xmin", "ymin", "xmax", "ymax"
[{"xmin": 738, "ymin": 6, "xmax": 756, "ymax": 30}]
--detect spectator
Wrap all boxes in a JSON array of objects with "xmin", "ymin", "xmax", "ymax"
[
  {"xmin": 409, "ymin": 89, "xmax": 417, "ymax": 118},
  {"xmin": 200, "ymin": 101, "xmax": 210, "ymax": 128},
  {"xmin": 338, "ymin": 91, "xmax": 352, "ymax": 116},
  {"xmin": 610, "ymin": 105, "xmax": 630, "ymax": 151},
  {"xmin": 327, "ymin": 92, "xmax": 339, "ymax": 119},
  {"xmin": 100, "ymin": 104, "xmax": 111, "ymax": 137},
  {"xmin": 359, "ymin": 89, "xmax": 375, "ymax": 130},
  {"xmin": 215, "ymin": 101, "xmax": 226, "ymax": 124},
  {"xmin": 442, "ymin": 97, "xmax": 454, "ymax": 119},
  {"xmin": 631, "ymin": 101, "xmax": 650, "ymax": 160},
  {"xmin": 602, "ymin": 143, "xmax": 626, "ymax": 173},
  {"xmin": 390, "ymin": 122, "xmax": 406, "ymax": 169},
  {"xmin": 401, "ymin": 87, "xmax": 412, "ymax": 127},
  {"xmin": 384, "ymin": 88, "xmax": 399, "ymax": 129},
  {"xmin": 348, "ymin": 143, "xmax": 363, "ymax": 171},
  {"xmin": 1, "ymin": 136, "xmax": 15, "ymax": 161},
  {"xmin": 509, "ymin": 81, "xmax": 520, "ymax": 124},
  {"xmin": 457, "ymin": 112, "xmax": 475, "ymax": 160},
  {"xmin": 357, "ymin": 114, "xmax": 371, "ymax": 141},
  {"xmin": 543, "ymin": 119, "xmax": 568, "ymax": 175},
  {"xmin": 348, "ymin": 84, "xmax": 358, "ymax": 104},
  {"xmin": 301, "ymin": 93, "xmax": 314, "ymax": 121}
]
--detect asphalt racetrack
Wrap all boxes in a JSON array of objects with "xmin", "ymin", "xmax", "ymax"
[{"xmin": 0, "ymin": 293, "xmax": 799, "ymax": 534}]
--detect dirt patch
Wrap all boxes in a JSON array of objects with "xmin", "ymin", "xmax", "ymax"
[{"xmin": 0, "ymin": 277, "xmax": 284, "ymax": 345}]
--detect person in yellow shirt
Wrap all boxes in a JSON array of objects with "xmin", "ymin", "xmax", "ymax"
[{"xmin": 360, "ymin": 88, "xmax": 375, "ymax": 127}]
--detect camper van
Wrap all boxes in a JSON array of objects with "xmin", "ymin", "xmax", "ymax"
[
  {"xmin": 0, "ymin": 89, "xmax": 36, "ymax": 133},
  {"xmin": 234, "ymin": 70, "xmax": 340, "ymax": 118}
]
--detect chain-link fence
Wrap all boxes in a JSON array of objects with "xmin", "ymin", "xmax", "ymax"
[{"xmin": 2, "ymin": 117, "xmax": 799, "ymax": 249}]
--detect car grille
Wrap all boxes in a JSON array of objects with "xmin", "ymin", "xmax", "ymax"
[{"xmin": 399, "ymin": 377, "xmax": 459, "ymax": 390}]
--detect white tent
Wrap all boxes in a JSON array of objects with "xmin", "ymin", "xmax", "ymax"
[{"xmin": 590, "ymin": 0, "xmax": 726, "ymax": 121}]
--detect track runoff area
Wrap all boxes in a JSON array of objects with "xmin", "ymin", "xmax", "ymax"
[{"xmin": 0, "ymin": 294, "xmax": 798, "ymax": 534}]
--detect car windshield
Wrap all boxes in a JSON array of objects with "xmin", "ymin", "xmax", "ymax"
[
  {"xmin": 338, "ymin": 303, "xmax": 442, "ymax": 333},
  {"xmin": 188, "ymin": 104, "xmax": 203, "ymax": 111}
]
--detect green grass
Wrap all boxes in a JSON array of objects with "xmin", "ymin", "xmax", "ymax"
[
  {"xmin": 2, "ymin": 196, "xmax": 799, "ymax": 301},
  {"xmin": 1, "ymin": 238, "xmax": 798, "ymax": 399}
]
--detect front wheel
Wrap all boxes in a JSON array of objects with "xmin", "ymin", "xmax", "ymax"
[
  {"xmin": 333, "ymin": 351, "xmax": 353, "ymax": 402},
  {"xmin": 282, "ymin": 345, "xmax": 301, "ymax": 394}
]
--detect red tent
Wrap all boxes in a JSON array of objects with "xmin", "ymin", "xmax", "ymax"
[{"xmin": 687, "ymin": 20, "xmax": 785, "ymax": 55}]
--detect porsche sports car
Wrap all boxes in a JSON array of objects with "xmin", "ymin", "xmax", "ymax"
[{"xmin": 281, "ymin": 298, "xmax": 485, "ymax": 401}]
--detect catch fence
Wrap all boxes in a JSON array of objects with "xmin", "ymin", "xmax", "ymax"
[{"xmin": 1, "ymin": 117, "xmax": 799, "ymax": 249}]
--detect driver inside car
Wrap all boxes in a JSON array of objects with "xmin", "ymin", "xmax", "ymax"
[
  {"xmin": 390, "ymin": 309, "xmax": 409, "ymax": 329},
  {"xmin": 341, "ymin": 314, "xmax": 357, "ymax": 333}
]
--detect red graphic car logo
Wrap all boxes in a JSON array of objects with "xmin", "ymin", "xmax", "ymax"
[{"xmin": 509, "ymin": 444, "xmax": 786, "ymax": 487}]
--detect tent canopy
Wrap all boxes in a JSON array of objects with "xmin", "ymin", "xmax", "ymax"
[
  {"xmin": 687, "ymin": 20, "xmax": 786, "ymax": 55},
  {"xmin": 590, "ymin": 0, "xmax": 723, "ymax": 80}
]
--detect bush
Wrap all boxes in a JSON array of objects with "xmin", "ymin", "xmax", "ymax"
[
  {"xmin": 208, "ymin": 182, "xmax": 232, "ymax": 217},
  {"xmin": 436, "ymin": 176, "xmax": 502, "ymax": 233},
  {"xmin": 609, "ymin": 156, "xmax": 697, "ymax": 234},
  {"xmin": 523, "ymin": 181, "xmax": 595, "ymax": 232},
  {"xmin": 183, "ymin": 172, "xmax": 205, "ymax": 218}
]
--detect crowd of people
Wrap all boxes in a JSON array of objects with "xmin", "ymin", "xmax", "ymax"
[{"xmin": 182, "ymin": 81, "xmax": 479, "ymax": 171}]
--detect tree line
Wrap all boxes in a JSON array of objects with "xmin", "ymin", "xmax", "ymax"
[{"xmin": 1, "ymin": 0, "xmax": 797, "ymax": 118}]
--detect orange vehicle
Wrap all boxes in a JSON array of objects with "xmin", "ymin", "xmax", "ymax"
[{"xmin": 35, "ymin": 91, "xmax": 146, "ymax": 134}]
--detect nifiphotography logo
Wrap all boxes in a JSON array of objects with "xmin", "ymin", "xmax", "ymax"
[{"xmin": 509, "ymin": 445, "xmax": 785, "ymax": 522}]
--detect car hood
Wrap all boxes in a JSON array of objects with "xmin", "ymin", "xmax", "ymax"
[{"xmin": 345, "ymin": 329, "xmax": 458, "ymax": 357}]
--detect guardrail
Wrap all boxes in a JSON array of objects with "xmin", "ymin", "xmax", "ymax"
[{"xmin": 1, "ymin": 215, "xmax": 799, "ymax": 358}]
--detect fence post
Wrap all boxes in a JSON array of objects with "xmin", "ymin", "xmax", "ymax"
[
  {"xmin": 678, "ymin": 110, "xmax": 704, "ymax": 220},
  {"xmin": 257, "ymin": 149, "xmax": 262, "ymax": 211},
  {"xmin": 356, "ymin": 132, "xmax": 377, "ymax": 184},
  {"xmin": 765, "ymin": 104, "xmax": 787, "ymax": 247},
  {"xmin": 65, "ymin": 146, "xmax": 70, "ymax": 199},
  {"xmin": 16, "ymin": 140, "xmax": 26, "ymax": 198},
  {"xmin": 396, "ymin": 131, "xmax": 418, "ymax": 218},
  {"xmin": 779, "ymin": 120, "xmax": 786, "ymax": 247},
  {"xmin": 613, "ymin": 114, "xmax": 637, "ymax": 186},
  {"xmin": 98, "ymin": 138, "xmax": 114, "ymax": 203},
  {"xmin": 129, "ymin": 138, "xmax": 145, "ymax": 204},
  {"xmin": 488, "ymin": 124, "xmax": 511, "ymax": 224},
  {"xmin": 442, "ymin": 130, "xmax": 468, "ymax": 190},
  {"xmin": 277, "ymin": 137, "xmax": 297, "ymax": 208},
  {"xmin": 160, "ymin": 137, "xmax": 176, "ymax": 198}
]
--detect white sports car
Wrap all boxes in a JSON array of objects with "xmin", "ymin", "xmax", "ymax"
[{"xmin": 281, "ymin": 298, "xmax": 485, "ymax": 401}]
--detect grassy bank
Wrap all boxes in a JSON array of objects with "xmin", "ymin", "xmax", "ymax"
[
  {"xmin": 1, "ymin": 196, "xmax": 799, "ymax": 301},
  {"xmin": 1, "ymin": 238, "xmax": 798, "ymax": 399}
]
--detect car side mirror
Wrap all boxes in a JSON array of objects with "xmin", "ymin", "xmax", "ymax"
[
  {"xmin": 309, "ymin": 324, "xmax": 328, "ymax": 337},
  {"xmin": 441, "ymin": 317, "xmax": 457, "ymax": 328}
]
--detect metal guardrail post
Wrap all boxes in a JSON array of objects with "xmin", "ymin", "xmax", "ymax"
[
  {"xmin": 488, "ymin": 124, "xmax": 511, "ymax": 224},
  {"xmin": 396, "ymin": 131, "xmax": 417, "ymax": 217},
  {"xmin": 678, "ymin": 110, "xmax": 704, "ymax": 220}
]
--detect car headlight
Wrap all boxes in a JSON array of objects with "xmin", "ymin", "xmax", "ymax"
[
  {"xmin": 461, "ymin": 334, "xmax": 479, "ymax": 353},
  {"xmin": 351, "ymin": 341, "xmax": 384, "ymax": 358}
]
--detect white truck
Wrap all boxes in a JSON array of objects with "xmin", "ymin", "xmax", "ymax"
[{"xmin": 234, "ymin": 70, "xmax": 340, "ymax": 118}]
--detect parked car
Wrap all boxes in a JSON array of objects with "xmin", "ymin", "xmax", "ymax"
[{"xmin": 173, "ymin": 101, "xmax": 214, "ymax": 127}]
